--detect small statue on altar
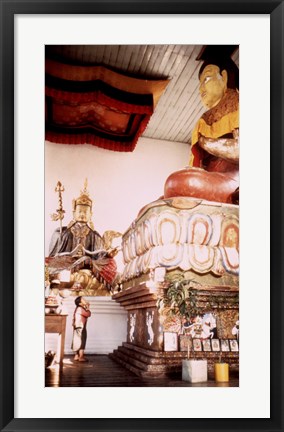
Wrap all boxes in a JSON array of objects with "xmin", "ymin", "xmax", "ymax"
[
  {"xmin": 49, "ymin": 180, "xmax": 105, "ymax": 258},
  {"xmin": 164, "ymin": 53, "xmax": 239, "ymax": 204},
  {"xmin": 47, "ymin": 179, "xmax": 121, "ymax": 292}
]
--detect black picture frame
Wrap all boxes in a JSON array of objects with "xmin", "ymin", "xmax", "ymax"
[
  {"xmin": 220, "ymin": 339, "xmax": 230, "ymax": 352},
  {"xmin": 229, "ymin": 339, "xmax": 239, "ymax": 352},
  {"xmin": 193, "ymin": 338, "xmax": 203, "ymax": 352},
  {"xmin": 211, "ymin": 338, "xmax": 221, "ymax": 351},
  {"xmin": 0, "ymin": 1, "xmax": 283, "ymax": 431},
  {"xmin": 202, "ymin": 339, "xmax": 211, "ymax": 352},
  {"xmin": 164, "ymin": 332, "xmax": 178, "ymax": 351}
]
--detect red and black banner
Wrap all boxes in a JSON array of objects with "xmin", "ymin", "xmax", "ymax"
[{"xmin": 45, "ymin": 59, "xmax": 169, "ymax": 152}]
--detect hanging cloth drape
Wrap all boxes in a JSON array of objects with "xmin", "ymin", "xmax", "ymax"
[{"xmin": 45, "ymin": 59, "xmax": 169, "ymax": 152}]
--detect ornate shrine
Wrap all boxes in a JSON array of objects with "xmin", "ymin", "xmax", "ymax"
[{"xmin": 110, "ymin": 197, "xmax": 239, "ymax": 377}]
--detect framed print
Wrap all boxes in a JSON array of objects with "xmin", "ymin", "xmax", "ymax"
[
  {"xmin": 220, "ymin": 340, "xmax": 230, "ymax": 352},
  {"xmin": 1, "ymin": 1, "xmax": 283, "ymax": 432},
  {"xmin": 179, "ymin": 334, "xmax": 192, "ymax": 352},
  {"xmin": 211, "ymin": 339, "xmax": 221, "ymax": 352},
  {"xmin": 164, "ymin": 332, "xmax": 178, "ymax": 352},
  {"xmin": 202, "ymin": 339, "xmax": 211, "ymax": 352},
  {"xmin": 229, "ymin": 339, "xmax": 239, "ymax": 352},
  {"xmin": 193, "ymin": 339, "xmax": 202, "ymax": 352}
]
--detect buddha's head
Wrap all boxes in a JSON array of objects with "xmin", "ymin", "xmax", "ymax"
[
  {"xmin": 74, "ymin": 204, "xmax": 92, "ymax": 223},
  {"xmin": 198, "ymin": 57, "xmax": 239, "ymax": 109},
  {"xmin": 72, "ymin": 179, "xmax": 93, "ymax": 224},
  {"xmin": 199, "ymin": 64, "xmax": 228, "ymax": 109}
]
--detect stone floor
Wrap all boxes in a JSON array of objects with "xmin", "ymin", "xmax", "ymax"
[{"xmin": 45, "ymin": 354, "xmax": 239, "ymax": 387}]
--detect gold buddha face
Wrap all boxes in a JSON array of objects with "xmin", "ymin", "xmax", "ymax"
[
  {"xmin": 74, "ymin": 204, "xmax": 92, "ymax": 223},
  {"xmin": 199, "ymin": 64, "xmax": 228, "ymax": 109}
]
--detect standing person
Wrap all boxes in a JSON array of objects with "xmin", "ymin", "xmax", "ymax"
[{"xmin": 71, "ymin": 296, "xmax": 91, "ymax": 362}]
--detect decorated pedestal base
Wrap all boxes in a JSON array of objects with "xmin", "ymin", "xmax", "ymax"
[
  {"xmin": 110, "ymin": 197, "xmax": 239, "ymax": 378},
  {"xmin": 111, "ymin": 277, "xmax": 239, "ymax": 377}
]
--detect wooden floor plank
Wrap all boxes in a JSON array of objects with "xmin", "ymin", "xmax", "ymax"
[{"xmin": 45, "ymin": 355, "xmax": 239, "ymax": 387}]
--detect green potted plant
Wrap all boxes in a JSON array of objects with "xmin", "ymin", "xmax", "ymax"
[{"xmin": 157, "ymin": 273, "xmax": 208, "ymax": 383}]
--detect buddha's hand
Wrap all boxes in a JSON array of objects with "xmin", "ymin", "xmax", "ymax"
[
  {"xmin": 233, "ymin": 128, "xmax": 239, "ymax": 140},
  {"xmin": 198, "ymin": 129, "xmax": 239, "ymax": 164}
]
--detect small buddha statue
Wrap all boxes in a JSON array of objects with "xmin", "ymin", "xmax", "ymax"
[
  {"xmin": 49, "ymin": 181, "xmax": 104, "ymax": 258},
  {"xmin": 48, "ymin": 180, "xmax": 121, "ymax": 291}
]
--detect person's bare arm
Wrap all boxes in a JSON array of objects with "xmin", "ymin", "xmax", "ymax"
[
  {"xmin": 80, "ymin": 304, "xmax": 91, "ymax": 317},
  {"xmin": 198, "ymin": 128, "xmax": 239, "ymax": 164}
]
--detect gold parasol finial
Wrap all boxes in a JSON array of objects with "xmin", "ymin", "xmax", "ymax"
[{"xmin": 50, "ymin": 181, "xmax": 66, "ymax": 236}]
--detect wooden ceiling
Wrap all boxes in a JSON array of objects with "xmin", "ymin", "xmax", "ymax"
[{"xmin": 46, "ymin": 45, "xmax": 239, "ymax": 145}]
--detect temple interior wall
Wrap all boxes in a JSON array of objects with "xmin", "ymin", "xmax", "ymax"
[
  {"xmin": 45, "ymin": 136, "xmax": 190, "ymax": 354},
  {"xmin": 45, "ymin": 136, "xmax": 190, "ymax": 270},
  {"xmin": 45, "ymin": 297, "xmax": 128, "ymax": 355}
]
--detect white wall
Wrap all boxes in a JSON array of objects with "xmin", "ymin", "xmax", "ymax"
[
  {"xmin": 45, "ymin": 296, "xmax": 127, "ymax": 355},
  {"xmin": 45, "ymin": 136, "xmax": 190, "ymax": 258},
  {"xmin": 45, "ymin": 136, "xmax": 189, "ymax": 354}
]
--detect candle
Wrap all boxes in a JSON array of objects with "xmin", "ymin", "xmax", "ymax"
[{"xmin": 215, "ymin": 363, "xmax": 229, "ymax": 382}]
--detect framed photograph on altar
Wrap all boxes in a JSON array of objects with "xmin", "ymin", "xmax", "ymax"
[
  {"xmin": 193, "ymin": 338, "xmax": 202, "ymax": 352},
  {"xmin": 211, "ymin": 339, "xmax": 221, "ymax": 352},
  {"xmin": 1, "ymin": 1, "xmax": 282, "ymax": 431},
  {"xmin": 179, "ymin": 334, "xmax": 193, "ymax": 352},
  {"xmin": 164, "ymin": 332, "xmax": 178, "ymax": 352},
  {"xmin": 220, "ymin": 339, "xmax": 230, "ymax": 352},
  {"xmin": 229, "ymin": 339, "xmax": 239, "ymax": 352},
  {"xmin": 202, "ymin": 339, "xmax": 211, "ymax": 352}
]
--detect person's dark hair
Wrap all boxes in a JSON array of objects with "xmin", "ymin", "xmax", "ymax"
[
  {"xmin": 75, "ymin": 296, "xmax": 82, "ymax": 306},
  {"xmin": 199, "ymin": 58, "xmax": 239, "ymax": 90}
]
